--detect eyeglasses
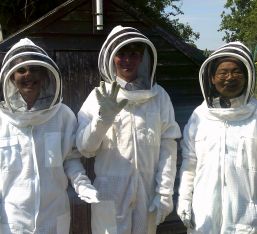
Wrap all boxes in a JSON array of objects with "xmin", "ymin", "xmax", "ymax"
[
  {"xmin": 16, "ymin": 66, "xmax": 42, "ymax": 74},
  {"xmin": 215, "ymin": 70, "xmax": 244, "ymax": 80}
]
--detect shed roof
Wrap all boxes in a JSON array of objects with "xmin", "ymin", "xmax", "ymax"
[{"xmin": 0, "ymin": 0, "xmax": 205, "ymax": 65}]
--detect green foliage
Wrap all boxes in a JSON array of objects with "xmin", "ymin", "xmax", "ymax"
[
  {"xmin": 203, "ymin": 49, "xmax": 213, "ymax": 57},
  {"xmin": 126, "ymin": 0, "xmax": 199, "ymax": 44},
  {"xmin": 219, "ymin": 0, "xmax": 257, "ymax": 50},
  {"xmin": 126, "ymin": 0, "xmax": 183, "ymax": 16}
]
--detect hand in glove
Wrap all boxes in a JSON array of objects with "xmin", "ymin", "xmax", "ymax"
[
  {"xmin": 78, "ymin": 183, "xmax": 100, "ymax": 204},
  {"xmin": 177, "ymin": 200, "xmax": 194, "ymax": 229},
  {"xmin": 148, "ymin": 194, "xmax": 173, "ymax": 225},
  {"xmin": 96, "ymin": 81, "xmax": 128, "ymax": 123}
]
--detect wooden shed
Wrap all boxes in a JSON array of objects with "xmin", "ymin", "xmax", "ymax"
[{"xmin": 0, "ymin": 0, "xmax": 206, "ymax": 233}]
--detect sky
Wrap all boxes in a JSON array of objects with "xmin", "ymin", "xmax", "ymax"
[{"xmin": 174, "ymin": 0, "xmax": 227, "ymax": 50}]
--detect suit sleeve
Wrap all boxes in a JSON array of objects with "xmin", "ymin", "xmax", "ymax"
[
  {"xmin": 155, "ymin": 89, "xmax": 181, "ymax": 210},
  {"xmin": 76, "ymin": 89, "xmax": 113, "ymax": 157},
  {"xmin": 177, "ymin": 111, "xmax": 198, "ymax": 212}
]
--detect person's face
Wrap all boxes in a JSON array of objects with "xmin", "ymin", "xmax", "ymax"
[
  {"xmin": 114, "ymin": 47, "xmax": 143, "ymax": 82},
  {"xmin": 212, "ymin": 61, "xmax": 246, "ymax": 98},
  {"xmin": 11, "ymin": 65, "xmax": 45, "ymax": 109}
]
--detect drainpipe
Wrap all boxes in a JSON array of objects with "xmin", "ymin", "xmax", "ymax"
[
  {"xmin": 0, "ymin": 24, "xmax": 3, "ymax": 42},
  {"xmin": 95, "ymin": 0, "xmax": 103, "ymax": 30}
]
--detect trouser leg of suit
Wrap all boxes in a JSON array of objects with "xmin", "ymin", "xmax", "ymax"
[
  {"xmin": 131, "ymin": 190, "xmax": 148, "ymax": 234},
  {"xmin": 91, "ymin": 199, "xmax": 142, "ymax": 234},
  {"xmin": 132, "ymin": 176, "xmax": 157, "ymax": 234},
  {"xmin": 91, "ymin": 175, "xmax": 155, "ymax": 234},
  {"xmin": 91, "ymin": 200, "xmax": 118, "ymax": 234},
  {"xmin": 91, "ymin": 175, "xmax": 134, "ymax": 234}
]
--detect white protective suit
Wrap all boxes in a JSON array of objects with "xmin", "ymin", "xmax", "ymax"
[
  {"xmin": 0, "ymin": 38, "xmax": 97, "ymax": 234},
  {"xmin": 76, "ymin": 25, "xmax": 181, "ymax": 234},
  {"xmin": 177, "ymin": 42, "xmax": 257, "ymax": 233}
]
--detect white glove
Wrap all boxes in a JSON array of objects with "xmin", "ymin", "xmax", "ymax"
[
  {"xmin": 177, "ymin": 200, "xmax": 194, "ymax": 229},
  {"xmin": 78, "ymin": 183, "xmax": 100, "ymax": 204},
  {"xmin": 95, "ymin": 81, "xmax": 128, "ymax": 123},
  {"xmin": 148, "ymin": 194, "xmax": 173, "ymax": 225}
]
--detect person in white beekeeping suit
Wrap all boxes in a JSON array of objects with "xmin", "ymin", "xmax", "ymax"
[
  {"xmin": 76, "ymin": 25, "xmax": 181, "ymax": 234},
  {"xmin": 177, "ymin": 41, "xmax": 257, "ymax": 233},
  {"xmin": 0, "ymin": 38, "xmax": 99, "ymax": 234}
]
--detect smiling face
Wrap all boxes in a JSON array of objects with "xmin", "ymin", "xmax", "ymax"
[
  {"xmin": 212, "ymin": 61, "xmax": 246, "ymax": 98},
  {"xmin": 11, "ymin": 65, "xmax": 46, "ymax": 109},
  {"xmin": 114, "ymin": 43, "xmax": 144, "ymax": 82}
]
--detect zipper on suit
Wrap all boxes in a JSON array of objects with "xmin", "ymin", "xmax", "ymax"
[
  {"xmin": 220, "ymin": 121, "xmax": 229, "ymax": 231},
  {"xmin": 29, "ymin": 125, "xmax": 40, "ymax": 231},
  {"xmin": 219, "ymin": 121, "xmax": 228, "ymax": 232},
  {"xmin": 128, "ymin": 103, "xmax": 139, "ymax": 208},
  {"xmin": 128, "ymin": 103, "xmax": 138, "ymax": 169},
  {"xmin": 223, "ymin": 121, "xmax": 229, "ymax": 186}
]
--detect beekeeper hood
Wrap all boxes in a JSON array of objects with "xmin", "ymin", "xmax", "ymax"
[
  {"xmin": 199, "ymin": 41, "xmax": 255, "ymax": 107},
  {"xmin": 0, "ymin": 38, "xmax": 62, "ymax": 126},
  {"xmin": 98, "ymin": 25, "xmax": 157, "ymax": 99}
]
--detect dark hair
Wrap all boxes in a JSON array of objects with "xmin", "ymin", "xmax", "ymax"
[
  {"xmin": 119, "ymin": 42, "xmax": 145, "ymax": 53},
  {"xmin": 111, "ymin": 41, "xmax": 145, "ymax": 55},
  {"xmin": 210, "ymin": 57, "xmax": 247, "ymax": 77}
]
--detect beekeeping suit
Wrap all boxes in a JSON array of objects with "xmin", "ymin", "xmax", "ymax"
[
  {"xmin": 76, "ymin": 25, "xmax": 181, "ymax": 234},
  {"xmin": 0, "ymin": 38, "xmax": 98, "ymax": 234},
  {"xmin": 177, "ymin": 42, "xmax": 257, "ymax": 233}
]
